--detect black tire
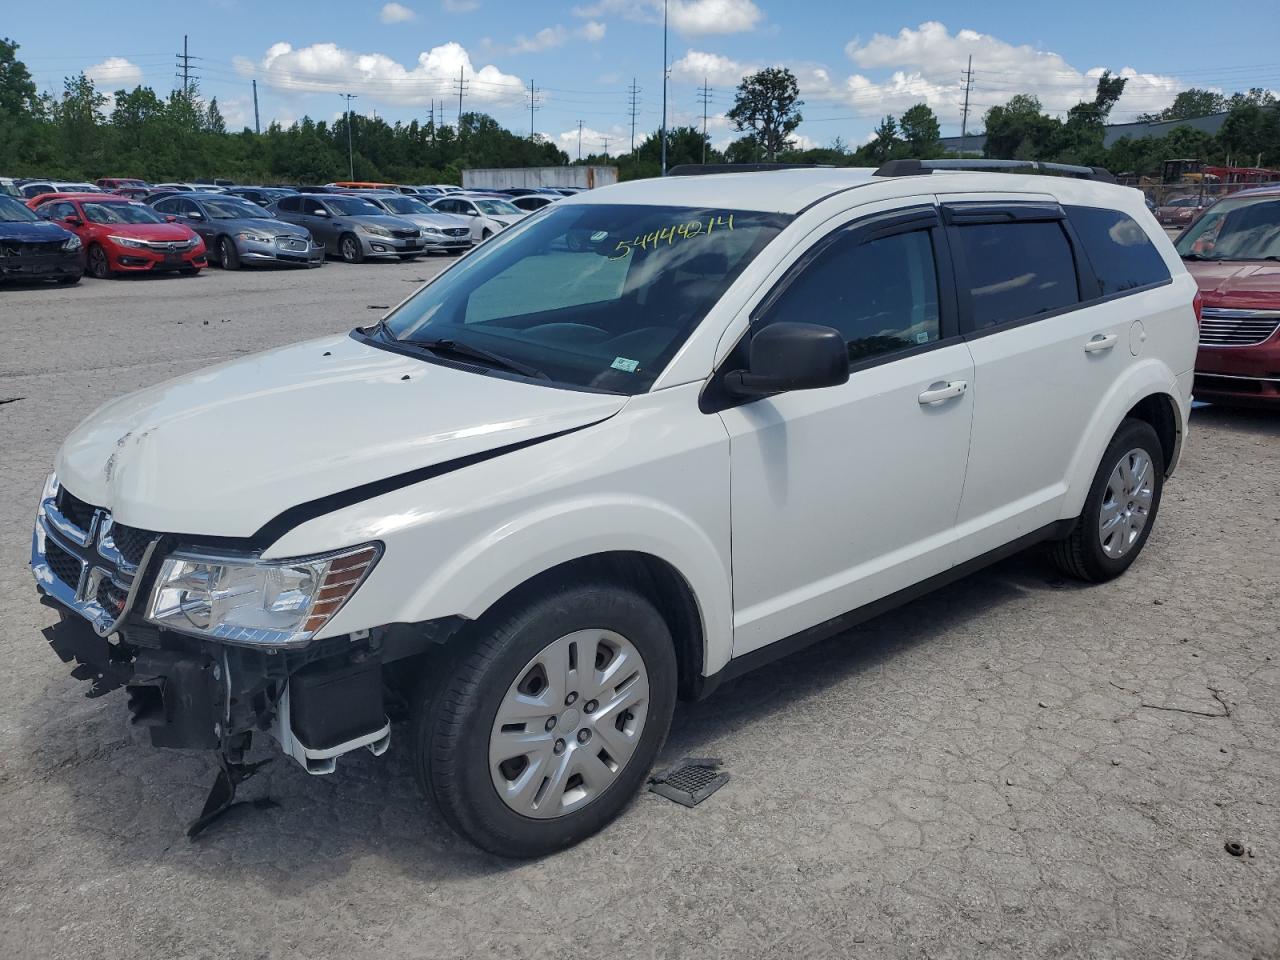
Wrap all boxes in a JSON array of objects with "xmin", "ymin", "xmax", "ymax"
[
  {"xmin": 57, "ymin": 273, "xmax": 81, "ymax": 285},
  {"xmin": 218, "ymin": 236, "xmax": 240, "ymax": 270},
  {"xmin": 339, "ymin": 233, "xmax": 364, "ymax": 263},
  {"xmin": 413, "ymin": 578, "xmax": 677, "ymax": 858},
  {"xmin": 86, "ymin": 244, "xmax": 112, "ymax": 279},
  {"xmin": 1051, "ymin": 418, "xmax": 1164, "ymax": 582}
]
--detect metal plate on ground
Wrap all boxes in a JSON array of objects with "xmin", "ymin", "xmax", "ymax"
[{"xmin": 648, "ymin": 757, "xmax": 729, "ymax": 808}]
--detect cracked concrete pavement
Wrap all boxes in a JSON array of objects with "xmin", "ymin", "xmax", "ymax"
[{"xmin": 1, "ymin": 260, "xmax": 1278, "ymax": 959}]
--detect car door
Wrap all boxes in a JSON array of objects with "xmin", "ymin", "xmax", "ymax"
[
  {"xmin": 302, "ymin": 198, "xmax": 339, "ymax": 251},
  {"xmin": 174, "ymin": 198, "xmax": 215, "ymax": 247},
  {"xmin": 719, "ymin": 203, "xmax": 976, "ymax": 657},
  {"xmin": 943, "ymin": 197, "xmax": 1131, "ymax": 560}
]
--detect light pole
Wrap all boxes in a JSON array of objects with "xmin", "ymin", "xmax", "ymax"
[
  {"xmin": 660, "ymin": 0, "xmax": 668, "ymax": 176},
  {"xmin": 341, "ymin": 93, "xmax": 357, "ymax": 179}
]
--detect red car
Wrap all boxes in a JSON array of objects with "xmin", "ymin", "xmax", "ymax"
[
  {"xmin": 1156, "ymin": 195, "xmax": 1210, "ymax": 227},
  {"xmin": 29, "ymin": 193, "xmax": 206, "ymax": 278},
  {"xmin": 1175, "ymin": 188, "xmax": 1280, "ymax": 406},
  {"xmin": 96, "ymin": 177, "xmax": 149, "ymax": 191}
]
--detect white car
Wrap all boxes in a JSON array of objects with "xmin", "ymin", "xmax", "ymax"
[
  {"xmin": 429, "ymin": 194, "xmax": 524, "ymax": 241},
  {"xmin": 30, "ymin": 160, "xmax": 1197, "ymax": 856}
]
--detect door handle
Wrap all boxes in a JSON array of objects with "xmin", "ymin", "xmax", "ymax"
[
  {"xmin": 918, "ymin": 380, "xmax": 968, "ymax": 405},
  {"xmin": 1083, "ymin": 333, "xmax": 1119, "ymax": 353}
]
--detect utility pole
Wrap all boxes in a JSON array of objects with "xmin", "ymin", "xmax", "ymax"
[
  {"xmin": 577, "ymin": 120, "xmax": 584, "ymax": 162},
  {"xmin": 252, "ymin": 78, "xmax": 260, "ymax": 134},
  {"xmin": 600, "ymin": 135, "xmax": 612, "ymax": 156},
  {"xmin": 341, "ymin": 93, "xmax": 357, "ymax": 179},
  {"xmin": 627, "ymin": 78, "xmax": 640, "ymax": 162},
  {"xmin": 528, "ymin": 79, "xmax": 539, "ymax": 138},
  {"xmin": 660, "ymin": 0, "xmax": 668, "ymax": 176},
  {"xmin": 959, "ymin": 55, "xmax": 974, "ymax": 156},
  {"xmin": 174, "ymin": 35, "xmax": 199, "ymax": 96},
  {"xmin": 454, "ymin": 67, "xmax": 468, "ymax": 128},
  {"xmin": 698, "ymin": 78, "xmax": 712, "ymax": 164}
]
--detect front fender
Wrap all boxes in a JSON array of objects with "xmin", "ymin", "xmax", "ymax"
[{"xmin": 1061, "ymin": 357, "xmax": 1189, "ymax": 519}]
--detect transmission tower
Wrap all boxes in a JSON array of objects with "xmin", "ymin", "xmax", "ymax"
[
  {"xmin": 454, "ymin": 67, "xmax": 469, "ymax": 126},
  {"xmin": 697, "ymin": 78, "xmax": 713, "ymax": 163},
  {"xmin": 174, "ymin": 35, "xmax": 200, "ymax": 95},
  {"xmin": 528, "ymin": 80, "xmax": 541, "ymax": 138},
  {"xmin": 960, "ymin": 56, "xmax": 975, "ymax": 156},
  {"xmin": 627, "ymin": 78, "xmax": 641, "ymax": 162}
]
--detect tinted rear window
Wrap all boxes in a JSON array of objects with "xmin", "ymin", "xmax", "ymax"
[
  {"xmin": 1067, "ymin": 205, "xmax": 1170, "ymax": 297},
  {"xmin": 955, "ymin": 221, "xmax": 1079, "ymax": 329}
]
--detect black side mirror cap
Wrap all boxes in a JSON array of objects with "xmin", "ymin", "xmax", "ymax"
[{"xmin": 725, "ymin": 321, "xmax": 850, "ymax": 398}]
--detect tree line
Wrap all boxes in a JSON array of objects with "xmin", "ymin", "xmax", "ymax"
[{"xmin": 2, "ymin": 36, "xmax": 1277, "ymax": 187}]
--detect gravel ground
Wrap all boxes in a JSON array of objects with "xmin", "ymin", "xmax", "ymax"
[{"xmin": 1, "ymin": 261, "xmax": 1278, "ymax": 960}]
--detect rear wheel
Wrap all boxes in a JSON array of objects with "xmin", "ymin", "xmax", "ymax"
[
  {"xmin": 86, "ymin": 244, "xmax": 112, "ymax": 279},
  {"xmin": 413, "ymin": 578, "xmax": 677, "ymax": 858},
  {"xmin": 340, "ymin": 233, "xmax": 364, "ymax": 263},
  {"xmin": 218, "ymin": 236, "xmax": 240, "ymax": 270},
  {"xmin": 1051, "ymin": 418, "xmax": 1164, "ymax": 582}
]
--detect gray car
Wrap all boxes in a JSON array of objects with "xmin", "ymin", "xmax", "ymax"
[
  {"xmin": 268, "ymin": 194, "xmax": 425, "ymax": 263},
  {"xmin": 153, "ymin": 192, "xmax": 323, "ymax": 269},
  {"xmin": 354, "ymin": 193, "xmax": 474, "ymax": 255}
]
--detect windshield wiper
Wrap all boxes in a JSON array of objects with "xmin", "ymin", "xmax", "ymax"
[
  {"xmin": 1181, "ymin": 253, "xmax": 1221, "ymax": 260},
  {"xmin": 409, "ymin": 337, "xmax": 549, "ymax": 380}
]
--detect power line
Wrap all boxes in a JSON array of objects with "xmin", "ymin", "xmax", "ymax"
[
  {"xmin": 174, "ymin": 34, "xmax": 200, "ymax": 95},
  {"xmin": 454, "ymin": 67, "xmax": 469, "ymax": 124},
  {"xmin": 600, "ymin": 134, "xmax": 612, "ymax": 156}
]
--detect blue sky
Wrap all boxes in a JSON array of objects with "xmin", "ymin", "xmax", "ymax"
[{"xmin": 7, "ymin": 0, "xmax": 1279, "ymax": 154}]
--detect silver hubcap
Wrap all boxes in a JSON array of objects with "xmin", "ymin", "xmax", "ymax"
[
  {"xmin": 489, "ymin": 629, "xmax": 649, "ymax": 819},
  {"xmin": 343, "ymin": 239, "xmax": 357, "ymax": 260},
  {"xmin": 1098, "ymin": 447, "xmax": 1154, "ymax": 559}
]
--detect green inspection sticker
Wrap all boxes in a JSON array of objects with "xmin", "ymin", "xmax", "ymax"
[{"xmin": 611, "ymin": 357, "xmax": 639, "ymax": 373}]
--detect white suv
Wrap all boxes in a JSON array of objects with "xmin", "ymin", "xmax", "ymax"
[{"xmin": 31, "ymin": 160, "xmax": 1198, "ymax": 855}]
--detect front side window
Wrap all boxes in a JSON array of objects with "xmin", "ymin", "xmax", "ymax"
[
  {"xmin": 202, "ymin": 198, "xmax": 270, "ymax": 219},
  {"xmin": 81, "ymin": 201, "xmax": 163, "ymax": 224},
  {"xmin": 1175, "ymin": 196, "xmax": 1280, "ymax": 261},
  {"xmin": 1067, "ymin": 205, "xmax": 1170, "ymax": 296},
  {"xmin": 474, "ymin": 199, "xmax": 521, "ymax": 216},
  {"xmin": 761, "ymin": 228, "xmax": 941, "ymax": 363},
  {"xmin": 382, "ymin": 204, "xmax": 789, "ymax": 394},
  {"xmin": 381, "ymin": 196, "xmax": 430, "ymax": 215},
  {"xmin": 955, "ymin": 220, "xmax": 1079, "ymax": 329}
]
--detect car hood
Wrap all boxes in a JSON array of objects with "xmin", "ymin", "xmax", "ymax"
[
  {"xmin": 102, "ymin": 222, "xmax": 198, "ymax": 242},
  {"xmin": 220, "ymin": 216, "xmax": 308, "ymax": 238},
  {"xmin": 396, "ymin": 212, "xmax": 470, "ymax": 230},
  {"xmin": 0, "ymin": 220, "xmax": 74, "ymax": 242},
  {"xmin": 348, "ymin": 214, "xmax": 418, "ymax": 230},
  {"xmin": 488, "ymin": 214, "xmax": 524, "ymax": 225},
  {"xmin": 1185, "ymin": 260, "xmax": 1280, "ymax": 311},
  {"xmin": 55, "ymin": 334, "xmax": 627, "ymax": 539}
]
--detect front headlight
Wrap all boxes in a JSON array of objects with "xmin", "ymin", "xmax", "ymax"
[
  {"xmin": 107, "ymin": 234, "xmax": 148, "ymax": 249},
  {"xmin": 359, "ymin": 223, "xmax": 392, "ymax": 238},
  {"xmin": 145, "ymin": 542, "xmax": 381, "ymax": 647},
  {"xmin": 422, "ymin": 226, "xmax": 443, "ymax": 235},
  {"xmin": 237, "ymin": 231, "xmax": 273, "ymax": 244},
  {"xmin": 62, "ymin": 235, "xmax": 82, "ymax": 252}
]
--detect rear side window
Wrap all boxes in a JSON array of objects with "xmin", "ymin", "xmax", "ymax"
[
  {"xmin": 1067, "ymin": 205, "xmax": 1170, "ymax": 297},
  {"xmin": 762, "ymin": 228, "xmax": 941, "ymax": 363},
  {"xmin": 955, "ymin": 221, "xmax": 1079, "ymax": 329}
]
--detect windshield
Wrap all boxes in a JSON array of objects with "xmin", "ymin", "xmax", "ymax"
[
  {"xmin": 0, "ymin": 196, "xmax": 39, "ymax": 222},
  {"xmin": 82, "ymin": 202, "xmax": 163, "ymax": 224},
  {"xmin": 203, "ymin": 198, "xmax": 271, "ymax": 220},
  {"xmin": 1176, "ymin": 196, "xmax": 1280, "ymax": 261},
  {"xmin": 381, "ymin": 196, "xmax": 432, "ymax": 215},
  {"xmin": 381, "ymin": 203, "xmax": 790, "ymax": 394},
  {"xmin": 326, "ymin": 197, "xmax": 381, "ymax": 216},
  {"xmin": 474, "ymin": 199, "xmax": 521, "ymax": 216}
]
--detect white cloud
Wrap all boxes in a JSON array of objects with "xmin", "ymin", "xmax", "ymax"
[
  {"xmin": 254, "ymin": 40, "xmax": 525, "ymax": 105},
  {"xmin": 379, "ymin": 2, "xmax": 416, "ymax": 23},
  {"xmin": 557, "ymin": 123, "xmax": 628, "ymax": 155},
  {"xmin": 669, "ymin": 49, "xmax": 752, "ymax": 87},
  {"xmin": 572, "ymin": 0, "xmax": 761, "ymax": 36},
  {"xmin": 85, "ymin": 57, "xmax": 143, "ymax": 90},
  {"xmin": 577, "ymin": 20, "xmax": 607, "ymax": 42},
  {"xmin": 507, "ymin": 26, "xmax": 568, "ymax": 54},
  {"xmin": 442, "ymin": 0, "xmax": 479, "ymax": 10},
  {"xmin": 843, "ymin": 22, "xmax": 1180, "ymax": 122}
]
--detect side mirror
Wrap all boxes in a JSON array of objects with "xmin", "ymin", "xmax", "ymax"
[
  {"xmin": 465, "ymin": 209, "xmax": 479, "ymax": 216},
  {"xmin": 725, "ymin": 322, "xmax": 850, "ymax": 398}
]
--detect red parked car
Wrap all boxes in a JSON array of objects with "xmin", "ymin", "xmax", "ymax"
[
  {"xmin": 29, "ymin": 193, "xmax": 206, "ymax": 278},
  {"xmin": 1175, "ymin": 188, "xmax": 1280, "ymax": 406},
  {"xmin": 1156, "ymin": 194, "xmax": 1210, "ymax": 227}
]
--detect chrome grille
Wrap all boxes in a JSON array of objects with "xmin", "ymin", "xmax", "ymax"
[
  {"xmin": 45, "ymin": 538, "xmax": 83, "ymax": 590},
  {"xmin": 444, "ymin": 227, "xmax": 469, "ymax": 238},
  {"xmin": 1199, "ymin": 309, "xmax": 1280, "ymax": 347},
  {"xmin": 1, "ymin": 240, "xmax": 64, "ymax": 258},
  {"xmin": 275, "ymin": 235, "xmax": 308, "ymax": 252},
  {"xmin": 109, "ymin": 522, "xmax": 156, "ymax": 567},
  {"xmin": 56, "ymin": 488, "xmax": 96, "ymax": 530}
]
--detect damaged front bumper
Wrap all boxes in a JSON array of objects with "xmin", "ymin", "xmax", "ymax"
[{"xmin": 30, "ymin": 482, "xmax": 427, "ymax": 782}]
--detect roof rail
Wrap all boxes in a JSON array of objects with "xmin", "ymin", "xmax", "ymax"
[
  {"xmin": 668, "ymin": 162, "xmax": 834, "ymax": 177},
  {"xmin": 874, "ymin": 158, "xmax": 1116, "ymax": 184}
]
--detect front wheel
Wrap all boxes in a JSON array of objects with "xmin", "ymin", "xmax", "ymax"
[
  {"xmin": 413, "ymin": 579, "xmax": 677, "ymax": 858},
  {"xmin": 1051, "ymin": 418, "xmax": 1164, "ymax": 582},
  {"xmin": 57, "ymin": 273, "xmax": 81, "ymax": 285},
  {"xmin": 339, "ymin": 233, "xmax": 364, "ymax": 263},
  {"xmin": 86, "ymin": 244, "xmax": 112, "ymax": 279},
  {"xmin": 218, "ymin": 236, "xmax": 240, "ymax": 270}
]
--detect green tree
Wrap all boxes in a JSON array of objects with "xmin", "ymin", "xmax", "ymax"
[
  {"xmin": 1136, "ymin": 88, "xmax": 1227, "ymax": 124},
  {"xmin": 867, "ymin": 114, "xmax": 899, "ymax": 162},
  {"xmin": 0, "ymin": 37, "xmax": 38, "ymax": 117},
  {"xmin": 727, "ymin": 66, "xmax": 803, "ymax": 161},
  {"xmin": 899, "ymin": 103, "xmax": 942, "ymax": 158},
  {"xmin": 204, "ymin": 97, "xmax": 226, "ymax": 135}
]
